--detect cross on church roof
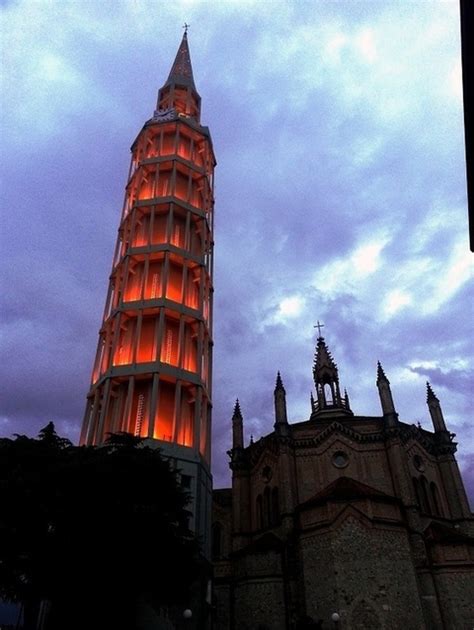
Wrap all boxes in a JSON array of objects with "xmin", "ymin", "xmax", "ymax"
[
  {"xmin": 314, "ymin": 320, "xmax": 325, "ymax": 338},
  {"xmin": 183, "ymin": 22, "xmax": 190, "ymax": 34}
]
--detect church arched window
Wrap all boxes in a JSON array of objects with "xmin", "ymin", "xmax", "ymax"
[
  {"xmin": 413, "ymin": 477, "xmax": 422, "ymax": 509},
  {"xmin": 430, "ymin": 481, "xmax": 442, "ymax": 516},
  {"xmin": 256, "ymin": 494, "xmax": 263, "ymax": 529},
  {"xmin": 272, "ymin": 487, "xmax": 280, "ymax": 525},
  {"xmin": 212, "ymin": 522, "xmax": 222, "ymax": 558},
  {"xmin": 263, "ymin": 487, "xmax": 271, "ymax": 528},
  {"xmin": 324, "ymin": 383, "xmax": 333, "ymax": 405},
  {"xmin": 420, "ymin": 476, "xmax": 432, "ymax": 514}
]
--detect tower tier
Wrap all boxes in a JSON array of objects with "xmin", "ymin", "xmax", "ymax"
[{"xmin": 81, "ymin": 68, "xmax": 215, "ymax": 467}]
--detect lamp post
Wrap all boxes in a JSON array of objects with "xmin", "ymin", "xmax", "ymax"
[
  {"xmin": 331, "ymin": 612, "xmax": 340, "ymax": 629},
  {"xmin": 178, "ymin": 608, "xmax": 192, "ymax": 630}
]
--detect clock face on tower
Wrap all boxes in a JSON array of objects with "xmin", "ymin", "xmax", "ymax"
[{"xmin": 152, "ymin": 107, "xmax": 176, "ymax": 122}]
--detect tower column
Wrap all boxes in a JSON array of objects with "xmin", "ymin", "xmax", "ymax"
[
  {"xmin": 232, "ymin": 399, "xmax": 243, "ymax": 449},
  {"xmin": 427, "ymin": 382, "xmax": 447, "ymax": 433},
  {"xmin": 81, "ymin": 31, "xmax": 215, "ymax": 466},
  {"xmin": 274, "ymin": 372, "xmax": 289, "ymax": 435},
  {"xmin": 377, "ymin": 361, "xmax": 398, "ymax": 427}
]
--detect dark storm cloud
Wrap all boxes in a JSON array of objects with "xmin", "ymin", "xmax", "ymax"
[
  {"xmin": 408, "ymin": 366, "xmax": 473, "ymax": 397},
  {"xmin": 1, "ymin": 2, "xmax": 472, "ymax": 498}
]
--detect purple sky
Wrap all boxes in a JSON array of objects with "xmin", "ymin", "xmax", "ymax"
[{"xmin": 1, "ymin": 1, "xmax": 473, "ymax": 504}]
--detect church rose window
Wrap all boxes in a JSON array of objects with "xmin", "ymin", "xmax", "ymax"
[{"xmin": 332, "ymin": 451, "xmax": 349, "ymax": 468}]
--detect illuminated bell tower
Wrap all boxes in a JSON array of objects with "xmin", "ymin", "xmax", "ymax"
[{"xmin": 80, "ymin": 32, "xmax": 215, "ymax": 489}]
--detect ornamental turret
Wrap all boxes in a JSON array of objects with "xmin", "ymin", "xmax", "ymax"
[
  {"xmin": 232, "ymin": 399, "xmax": 244, "ymax": 449},
  {"xmin": 274, "ymin": 372, "xmax": 289, "ymax": 436},
  {"xmin": 426, "ymin": 382, "xmax": 448, "ymax": 433},
  {"xmin": 312, "ymin": 334, "xmax": 351, "ymax": 416},
  {"xmin": 376, "ymin": 361, "xmax": 398, "ymax": 427}
]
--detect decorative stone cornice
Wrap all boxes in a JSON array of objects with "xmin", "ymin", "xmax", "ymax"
[{"xmin": 398, "ymin": 423, "xmax": 457, "ymax": 456}]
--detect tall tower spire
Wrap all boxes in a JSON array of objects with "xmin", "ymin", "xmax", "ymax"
[
  {"xmin": 81, "ymin": 34, "xmax": 216, "ymax": 470},
  {"xmin": 157, "ymin": 32, "xmax": 201, "ymax": 122},
  {"xmin": 166, "ymin": 30, "xmax": 196, "ymax": 89}
]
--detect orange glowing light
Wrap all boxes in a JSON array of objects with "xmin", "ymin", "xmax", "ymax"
[
  {"xmin": 137, "ymin": 319, "xmax": 155, "ymax": 363},
  {"xmin": 81, "ymin": 36, "xmax": 214, "ymax": 465}
]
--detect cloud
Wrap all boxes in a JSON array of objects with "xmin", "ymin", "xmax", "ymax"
[
  {"xmin": 408, "ymin": 365, "xmax": 473, "ymax": 397},
  {"xmin": 1, "ymin": 1, "xmax": 472, "ymax": 506}
]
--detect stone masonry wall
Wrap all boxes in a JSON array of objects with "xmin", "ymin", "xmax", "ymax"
[
  {"xmin": 232, "ymin": 548, "xmax": 286, "ymax": 630},
  {"xmin": 434, "ymin": 570, "xmax": 474, "ymax": 629},
  {"xmin": 300, "ymin": 512, "xmax": 426, "ymax": 629},
  {"xmin": 233, "ymin": 578, "xmax": 286, "ymax": 630}
]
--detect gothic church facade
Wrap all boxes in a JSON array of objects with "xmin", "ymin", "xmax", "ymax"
[{"xmin": 212, "ymin": 336, "xmax": 474, "ymax": 629}]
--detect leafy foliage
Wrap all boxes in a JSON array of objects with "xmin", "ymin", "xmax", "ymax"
[{"xmin": 0, "ymin": 425, "xmax": 200, "ymax": 629}]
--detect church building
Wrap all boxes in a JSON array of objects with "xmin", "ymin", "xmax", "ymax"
[{"xmin": 212, "ymin": 335, "xmax": 474, "ymax": 629}]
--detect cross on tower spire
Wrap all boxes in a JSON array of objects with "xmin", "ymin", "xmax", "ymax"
[
  {"xmin": 182, "ymin": 22, "xmax": 190, "ymax": 34},
  {"xmin": 314, "ymin": 320, "xmax": 325, "ymax": 338}
]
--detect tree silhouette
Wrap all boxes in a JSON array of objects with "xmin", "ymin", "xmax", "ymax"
[{"xmin": 0, "ymin": 425, "xmax": 199, "ymax": 630}]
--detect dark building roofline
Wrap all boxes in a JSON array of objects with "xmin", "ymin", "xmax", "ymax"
[{"xmin": 298, "ymin": 476, "xmax": 399, "ymax": 510}]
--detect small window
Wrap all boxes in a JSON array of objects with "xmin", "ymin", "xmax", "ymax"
[
  {"xmin": 256, "ymin": 494, "xmax": 263, "ymax": 529},
  {"xmin": 263, "ymin": 487, "xmax": 271, "ymax": 527},
  {"xmin": 272, "ymin": 487, "xmax": 280, "ymax": 525},
  {"xmin": 420, "ymin": 476, "xmax": 431, "ymax": 514},
  {"xmin": 324, "ymin": 383, "xmax": 333, "ymax": 404},
  {"xmin": 430, "ymin": 482, "xmax": 442, "ymax": 517},
  {"xmin": 332, "ymin": 451, "xmax": 349, "ymax": 469}
]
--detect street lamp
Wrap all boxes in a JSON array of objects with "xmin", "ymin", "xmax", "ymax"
[
  {"xmin": 331, "ymin": 612, "xmax": 340, "ymax": 628},
  {"xmin": 183, "ymin": 609, "xmax": 193, "ymax": 620}
]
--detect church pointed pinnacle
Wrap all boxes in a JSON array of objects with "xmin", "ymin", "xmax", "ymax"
[
  {"xmin": 166, "ymin": 30, "xmax": 196, "ymax": 89},
  {"xmin": 232, "ymin": 398, "xmax": 242, "ymax": 420},
  {"xmin": 313, "ymin": 336, "xmax": 338, "ymax": 374},
  {"xmin": 426, "ymin": 382, "xmax": 447, "ymax": 433},
  {"xmin": 376, "ymin": 361, "xmax": 389, "ymax": 384},
  {"xmin": 275, "ymin": 371, "xmax": 285, "ymax": 392},
  {"xmin": 344, "ymin": 388, "xmax": 351, "ymax": 410},
  {"xmin": 274, "ymin": 372, "xmax": 289, "ymax": 429},
  {"xmin": 232, "ymin": 399, "xmax": 244, "ymax": 448},
  {"xmin": 426, "ymin": 381, "xmax": 439, "ymax": 403},
  {"xmin": 376, "ymin": 361, "xmax": 396, "ymax": 420}
]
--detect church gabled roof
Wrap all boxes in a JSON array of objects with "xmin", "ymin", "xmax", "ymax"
[
  {"xmin": 164, "ymin": 31, "xmax": 196, "ymax": 89},
  {"xmin": 423, "ymin": 520, "xmax": 474, "ymax": 544},
  {"xmin": 299, "ymin": 476, "xmax": 398, "ymax": 510}
]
